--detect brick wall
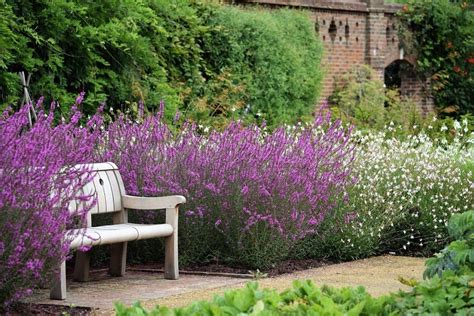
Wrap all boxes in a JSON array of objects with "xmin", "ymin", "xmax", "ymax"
[{"xmin": 235, "ymin": 0, "xmax": 433, "ymax": 113}]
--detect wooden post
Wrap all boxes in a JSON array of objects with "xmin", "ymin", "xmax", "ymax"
[
  {"xmin": 19, "ymin": 72, "xmax": 36, "ymax": 128},
  {"xmin": 164, "ymin": 207, "xmax": 179, "ymax": 279}
]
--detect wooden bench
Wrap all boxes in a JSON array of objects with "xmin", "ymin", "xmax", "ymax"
[{"xmin": 50, "ymin": 162, "xmax": 186, "ymax": 300}]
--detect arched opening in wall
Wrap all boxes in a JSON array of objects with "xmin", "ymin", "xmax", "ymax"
[
  {"xmin": 384, "ymin": 59, "xmax": 413, "ymax": 90},
  {"xmin": 384, "ymin": 59, "xmax": 429, "ymax": 112}
]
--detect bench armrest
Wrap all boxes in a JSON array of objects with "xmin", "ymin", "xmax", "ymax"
[{"xmin": 122, "ymin": 195, "xmax": 186, "ymax": 210}]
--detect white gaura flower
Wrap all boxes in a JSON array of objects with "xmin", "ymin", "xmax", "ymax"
[
  {"xmin": 338, "ymin": 126, "xmax": 474, "ymax": 254},
  {"xmin": 453, "ymin": 120, "xmax": 461, "ymax": 130}
]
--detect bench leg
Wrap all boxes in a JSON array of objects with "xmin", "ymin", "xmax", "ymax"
[
  {"xmin": 110, "ymin": 242, "xmax": 127, "ymax": 276},
  {"xmin": 50, "ymin": 261, "xmax": 67, "ymax": 300},
  {"xmin": 165, "ymin": 207, "xmax": 179, "ymax": 279},
  {"xmin": 73, "ymin": 250, "xmax": 91, "ymax": 282}
]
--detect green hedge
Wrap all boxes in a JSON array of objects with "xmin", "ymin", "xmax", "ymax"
[
  {"xmin": 0, "ymin": 0, "xmax": 323, "ymax": 126},
  {"xmin": 199, "ymin": 6, "xmax": 323, "ymax": 126}
]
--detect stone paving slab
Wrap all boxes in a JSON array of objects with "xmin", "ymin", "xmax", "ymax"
[
  {"xmin": 26, "ymin": 255, "xmax": 426, "ymax": 315},
  {"xmin": 25, "ymin": 271, "xmax": 247, "ymax": 313}
]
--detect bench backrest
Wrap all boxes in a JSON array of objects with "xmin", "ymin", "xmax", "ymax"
[{"xmin": 70, "ymin": 162, "xmax": 126, "ymax": 215}]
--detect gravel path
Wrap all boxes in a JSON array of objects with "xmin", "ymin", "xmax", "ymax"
[
  {"xmin": 140, "ymin": 255, "xmax": 425, "ymax": 310},
  {"xmin": 25, "ymin": 255, "xmax": 425, "ymax": 315}
]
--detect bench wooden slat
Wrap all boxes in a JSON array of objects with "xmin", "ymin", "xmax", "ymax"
[
  {"xmin": 92, "ymin": 172, "xmax": 106, "ymax": 213},
  {"xmin": 106, "ymin": 170, "xmax": 123, "ymax": 212},
  {"xmin": 68, "ymin": 224, "xmax": 174, "ymax": 249}
]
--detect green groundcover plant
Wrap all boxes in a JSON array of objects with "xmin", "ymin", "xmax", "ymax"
[
  {"xmin": 115, "ymin": 272, "xmax": 474, "ymax": 315},
  {"xmin": 114, "ymin": 211, "xmax": 474, "ymax": 315}
]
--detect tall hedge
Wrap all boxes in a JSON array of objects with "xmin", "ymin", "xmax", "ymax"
[
  {"xmin": 200, "ymin": 7, "xmax": 324, "ymax": 126},
  {"xmin": 0, "ymin": 0, "xmax": 323, "ymax": 126}
]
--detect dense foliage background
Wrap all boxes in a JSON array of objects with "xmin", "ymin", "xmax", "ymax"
[{"xmin": 0, "ymin": 0, "xmax": 323, "ymax": 127}]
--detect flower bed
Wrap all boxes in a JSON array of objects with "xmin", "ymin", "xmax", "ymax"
[
  {"xmin": 0, "ymin": 102, "xmax": 100, "ymax": 307},
  {"xmin": 2, "ymin": 100, "xmax": 473, "ymax": 309},
  {"xmin": 100, "ymin": 109, "xmax": 355, "ymax": 268},
  {"xmin": 308, "ymin": 125, "xmax": 474, "ymax": 261}
]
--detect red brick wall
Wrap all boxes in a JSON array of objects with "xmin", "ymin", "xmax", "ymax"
[
  {"xmin": 400, "ymin": 69, "xmax": 434, "ymax": 114},
  {"xmin": 312, "ymin": 9, "xmax": 368, "ymax": 98}
]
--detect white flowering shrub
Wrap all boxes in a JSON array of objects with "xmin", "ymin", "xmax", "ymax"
[{"xmin": 305, "ymin": 120, "xmax": 474, "ymax": 260}]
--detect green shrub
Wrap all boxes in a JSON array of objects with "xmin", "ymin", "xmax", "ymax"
[
  {"xmin": 328, "ymin": 64, "xmax": 426, "ymax": 136},
  {"xmin": 1, "ymin": 0, "xmax": 182, "ymax": 116},
  {"xmin": 199, "ymin": 6, "xmax": 324, "ymax": 127},
  {"xmin": 0, "ymin": 1, "xmax": 323, "ymax": 127}
]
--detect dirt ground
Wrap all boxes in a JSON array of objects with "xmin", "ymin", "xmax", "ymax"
[{"xmin": 23, "ymin": 255, "xmax": 425, "ymax": 315}]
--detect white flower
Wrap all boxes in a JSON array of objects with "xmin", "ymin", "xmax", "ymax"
[{"xmin": 453, "ymin": 120, "xmax": 461, "ymax": 130}]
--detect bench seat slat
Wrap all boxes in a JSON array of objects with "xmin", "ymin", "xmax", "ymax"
[{"xmin": 68, "ymin": 223, "xmax": 174, "ymax": 249}]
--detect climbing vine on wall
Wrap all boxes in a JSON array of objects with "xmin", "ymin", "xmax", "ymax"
[{"xmin": 397, "ymin": 0, "xmax": 473, "ymax": 116}]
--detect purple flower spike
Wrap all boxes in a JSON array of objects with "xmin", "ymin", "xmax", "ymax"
[{"xmin": 75, "ymin": 91, "xmax": 86, "ymax": 105}]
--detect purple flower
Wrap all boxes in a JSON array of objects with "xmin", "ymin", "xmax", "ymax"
[
  {"xmin": 174, "ymin": 111, "xmax": 181, "ymax": 123},
  {"xmin": 344, "ymin": 212, "xmax": 358, "ymax": 224},
  {"xmin": 205, "ymin": 183, "xmax": 219, "ymax": 193},
  {"xmin": 1, "ymin": 101, "xmax": 100, "ymax": 306},
  {"xmin": 75, "ymin": 91, "xmax": 86, "ymax": 105},
  {"xmin": 308, "ymin": 217, "xmax": 319, "ymax": 225}
]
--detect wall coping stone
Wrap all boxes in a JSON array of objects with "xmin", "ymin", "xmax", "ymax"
[{"xmin": 238, "ymin": 0, "xmax": 402, "ymax": 15}]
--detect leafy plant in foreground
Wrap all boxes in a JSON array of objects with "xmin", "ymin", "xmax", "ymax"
[
  {"xmin": 392, "ymin": 270, "xmax": 474, "ymax": 315},
  {"xmin": 424, "ymin": 210, "xmax": 474, "ymax": 279},
  {"xmin": 115, "ymin": 269, "xmax": 474, "ymax": 315},
  {"xmin": 115, "ymin": 280, "xmax": 395, "ymax": 315}
]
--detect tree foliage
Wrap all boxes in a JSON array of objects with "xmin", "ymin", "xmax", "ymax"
[
  {"xmin": 0, "ymin": 0, "xmax": 323, "ymax": 126},
  {"xmin": 397, "ymin": 0, "xmax": 474, "ymax": 116}
]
